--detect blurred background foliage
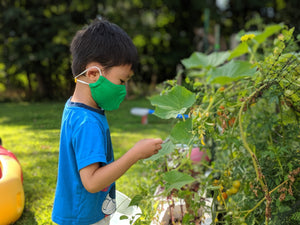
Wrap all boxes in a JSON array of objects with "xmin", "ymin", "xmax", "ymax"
[{"xmin": 0, "ymin": 0, "xmax": 299, "ymax": 101}]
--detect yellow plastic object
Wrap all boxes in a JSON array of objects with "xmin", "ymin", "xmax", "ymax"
[{"xmin": 0, "ymin": 155, "xmax": 25, "ymax": 225}]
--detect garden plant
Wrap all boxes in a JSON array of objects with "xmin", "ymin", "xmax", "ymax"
[{"xmin": 132, "ymin": 24, "xmax": 300, "ymax": 225}]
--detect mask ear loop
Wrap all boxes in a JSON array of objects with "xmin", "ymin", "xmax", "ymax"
[{"xmin": 74, "ymin": 66, "xmax": 103, "ymax": 84}]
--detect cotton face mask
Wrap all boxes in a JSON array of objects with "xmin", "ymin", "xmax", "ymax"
[{"xmin": 74, "ymin": 66, "xmax": 127, "ymax": 111}]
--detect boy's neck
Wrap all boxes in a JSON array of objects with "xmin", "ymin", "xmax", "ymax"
[{"xmin": 71, "ymin": 84, "xmax": 99, "ymax": 109}]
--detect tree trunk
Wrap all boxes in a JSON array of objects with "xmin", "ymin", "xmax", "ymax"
[
  {"xmin": 149, "ymin": 73, "xmax": 158, "ymax": 94},
  {"xmin": 26, "ymin": 71, "xmax": 33, "ymax": 99},
  {"xmin": 33, "ymin": 61, "xmax": 53, "ymax": 100}
]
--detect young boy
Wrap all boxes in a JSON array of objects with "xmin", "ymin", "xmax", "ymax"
[{"xmin": 52, "ymin": 18, "xmax": 163, "ymax": 225}]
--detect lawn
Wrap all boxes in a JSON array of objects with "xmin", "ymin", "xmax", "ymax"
[{"xmin": 0, "ymin": 98, "xmax": 173, "ymax": 225}]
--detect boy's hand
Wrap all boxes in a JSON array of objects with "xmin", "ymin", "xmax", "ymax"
[{"xmin": 132, "ymin": 138, "xmax": 163, "ymax": 160}]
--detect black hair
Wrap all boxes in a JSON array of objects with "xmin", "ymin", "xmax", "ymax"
[{"xmin": 70, "ymin": 18, "xmax": 138, "ymax": 76}]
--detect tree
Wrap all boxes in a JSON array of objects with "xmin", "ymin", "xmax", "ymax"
[
  {"xmin": 0, "ymin": 0, "xmax": 97, "ymax": 100},
  {"xmin": 0, "ymin": 0, "xmax": 299, "ymax": 100}
]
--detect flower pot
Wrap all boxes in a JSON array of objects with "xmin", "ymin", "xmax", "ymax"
[{"xmin": 150, "ymin": 186, "xmax": 213, "ymax": 225}]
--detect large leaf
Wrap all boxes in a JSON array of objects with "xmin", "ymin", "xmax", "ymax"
[
  {"xmin": 170, "ymin": 119, "xmax": 193, "ymax": 145},
  {"xmin": 150, "ymin": 86, "xmax": 196, "ymax": 119},
  {"xmin": 228, "ymin": 42, "xmax": 248, "ymax": 60},
  {"xmin": 208, "ymin": 60, "xmax": 257, "ymax": 85},
  {"xmin": 144, "ymin": 139, "xmax": 175, "ymax": 161},
  {"xmin": 254, "ymin": 24, "xmax": 283, "ymax": 44},
  {"xmin": 162, "ymin": 170, "xmax": 195, "ymax": 193},
  {"xmin": 181, "ymin": 51, "xmax": 230, "ymax": 69}
]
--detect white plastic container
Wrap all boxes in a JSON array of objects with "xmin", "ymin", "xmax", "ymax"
[{"xmin": 111, "ymin": 191, "xmax": 142, "ymax": 225}]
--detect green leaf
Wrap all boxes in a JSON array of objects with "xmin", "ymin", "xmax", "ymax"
[
  {"xmin": 144, "ymin": 138, "xmax": 175, "ymax": 161},
  {"xmin": 120, "ymin": 215, "xmax": 129, "ymax": 220},
  {"xmin": 181, "ymin": 51, "xmax": 230, "ymax": 69},
  {"xmin": 228, "ymin": 24, "xmax": 283, "ymax": 60},
  {"xmin": 128, "ymin": 194, "xmax": 143, "ymax": 207},
  {"xmin": 206, "ymin": 185, "xmax": 221, "ymax": 191},
  {"xmin": 162, "ymin": 170, "xmax": 195, "ymax": 192},
  {"xmin": 150, "ymin": 86, "xmax": 196, "ymax": 119},
  {"xmin": 182, "ymin": 214, "xmax": 194, "ymax": 223},
  {"xmin": 281, "ymin": 107, "xmax": 297, "ymax": 125},
  {"xmin": 291, "ymin": 212, "xmax": 300, "ymax": 221},
  {"xmin": 170, "ymin": 119, "xmax": 193, "ymax": 144},
  {"xmin": 208, "ymin": 60, "xmax": 257, "ymax": 85},
  {"xmin": 228, "ymin": 42, "xmax": 249, "ymax": 60},
  {"xmin": 279, "ymin": 205, "xmax": 291, "ymax": 213},
  {"xmin": 254, "ymin": 24, "xmax": 283, "ymax": 44}
]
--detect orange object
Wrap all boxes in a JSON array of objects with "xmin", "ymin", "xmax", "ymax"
[{"xmin": 0, "ymin": 146, "xmax": 25, "ymax": 225}]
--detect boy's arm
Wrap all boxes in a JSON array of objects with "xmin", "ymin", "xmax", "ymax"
[{"xmin": 79, "ymin": 138, "xmax": 163, "ymax": 193}]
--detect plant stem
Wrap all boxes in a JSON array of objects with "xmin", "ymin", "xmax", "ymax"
[
  {"xmin": 238, "ymin": 83, "xmax": 273, "ymax": 223},
  {"xmin": 203, "ymin": 96, "xmax": 215, "ymax": 116},
  {"xmin": 238, "ymin": 84, "xmax": 268, "ymax": 187},
  {"xmin": 243, "ymin": 178, "xmax": 289, "ymax": 218}
]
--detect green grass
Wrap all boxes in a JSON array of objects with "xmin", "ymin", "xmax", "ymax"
[{"xmin": 0, "ymin": 98, "xmax": 173, "ymax": 225}]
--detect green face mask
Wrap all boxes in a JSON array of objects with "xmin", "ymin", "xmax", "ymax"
[{"xmin": 75, "ymin": 66, "xmax": 127, "ymax": 111}]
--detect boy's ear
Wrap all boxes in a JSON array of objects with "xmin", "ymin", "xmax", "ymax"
[{"xmin": 86, "ymin": 68, "xmax": 100, "ymax": 82}]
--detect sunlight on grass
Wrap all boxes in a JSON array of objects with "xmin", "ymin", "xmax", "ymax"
[{"xmin": 0, "ymin": 98, "xmax": 172, "ymax": 224}]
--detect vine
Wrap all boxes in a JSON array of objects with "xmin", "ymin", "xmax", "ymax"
[{"xmin": 133, "ymin": 24, "xmax": 300, "ymax": 225}]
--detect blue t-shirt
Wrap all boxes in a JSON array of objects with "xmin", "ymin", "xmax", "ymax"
[{"xmin": 52, "ymin": 99, "xmax": 116, "ymax": 225}]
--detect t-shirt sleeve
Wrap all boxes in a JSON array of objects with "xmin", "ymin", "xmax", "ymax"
[{"xmin": 72, "ymin": 121, "xmax": 107, "ymax": 171}]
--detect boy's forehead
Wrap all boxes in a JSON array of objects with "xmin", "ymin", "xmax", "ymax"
[{"xmin": 120, "ymin": 64, "xmax": 134, "ymax": 74}]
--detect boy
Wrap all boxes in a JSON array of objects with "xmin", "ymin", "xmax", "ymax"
[{"xmin": 52, "ymin": 18, "xmax": 163, "ymax": 225}]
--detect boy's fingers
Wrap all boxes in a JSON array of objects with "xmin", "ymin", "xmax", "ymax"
[{"xmin": 153, "ymin": 138, "xmax": 163, "ymax": 144}]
